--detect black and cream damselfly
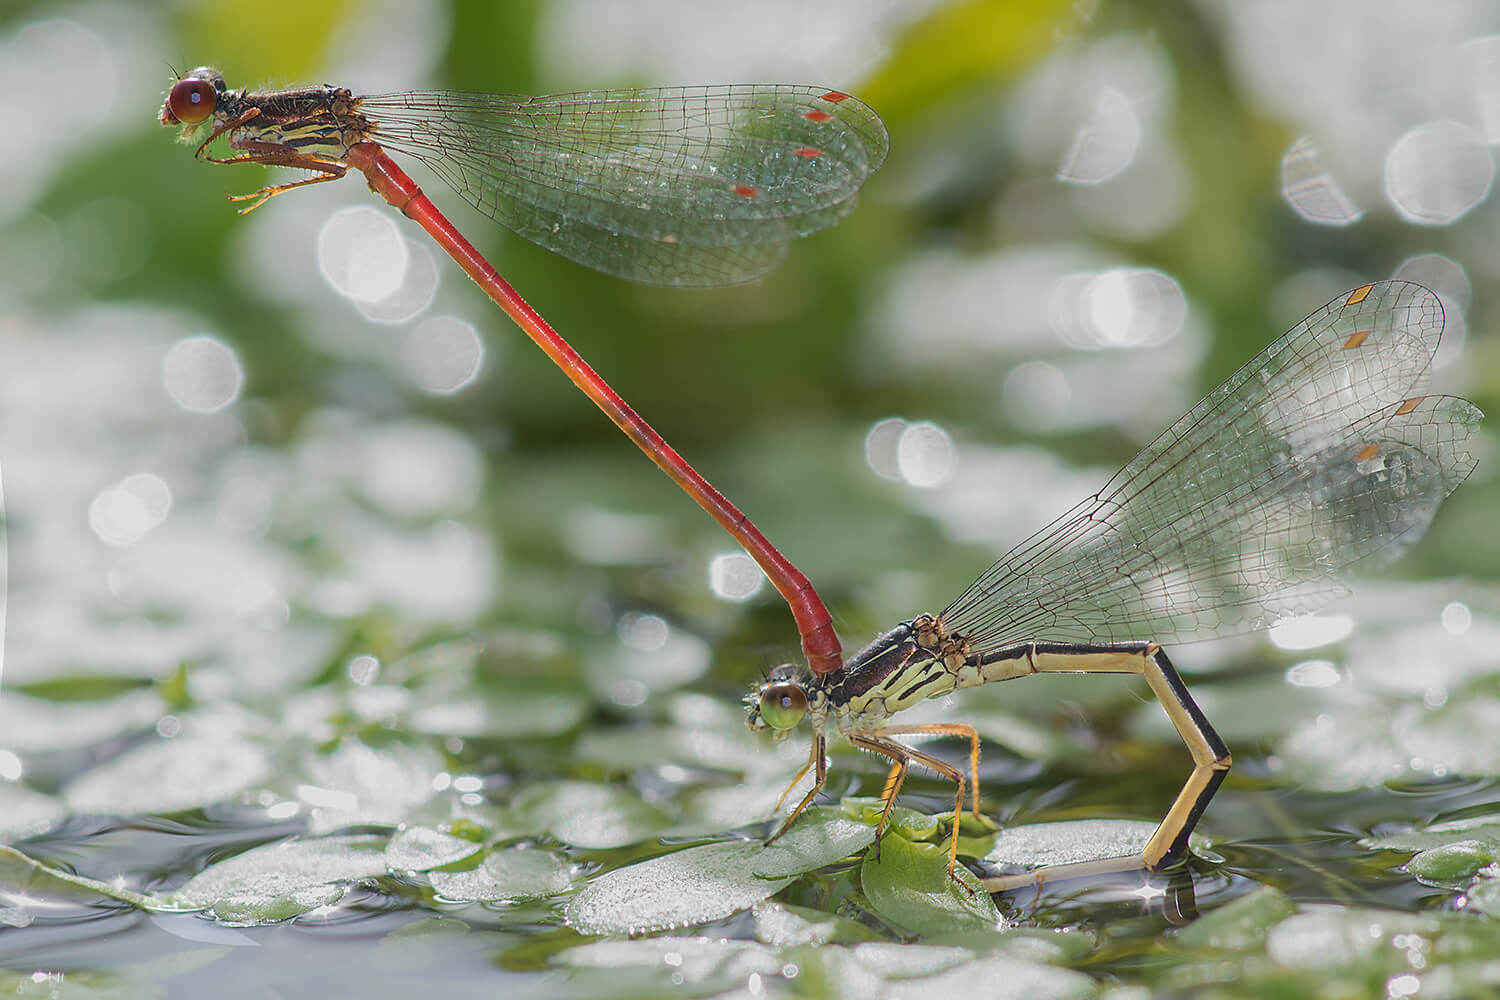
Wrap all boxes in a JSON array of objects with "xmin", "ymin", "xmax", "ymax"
[{"xmin": 748, "ymin": 281, "xmax": 1481, "ymax": 892}]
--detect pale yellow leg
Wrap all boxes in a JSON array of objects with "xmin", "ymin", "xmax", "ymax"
[{"xmin": 978, "ymin": 643, "xmax": 1230, "ymax": 893}]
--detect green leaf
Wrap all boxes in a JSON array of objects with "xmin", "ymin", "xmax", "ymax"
[
  {"xmin": 566, "ymin": 841, "xmax": 795, "ymax": 936},
  {"xmin": 299, "ymin": 740, "xmax": 445, "ymax": 834},
  {"xmin": 64, "ymin": 735, "xmax": 271, "ymax": 816},
  {"xmin": 1174, "ymin": 885, "xmax": 1297, "ymax": 951},
  {"xmin": 512, "ymin": 781, "xmax": 672, "ymax": 850},
  {"xmin": 982, "ymin": 819, "xmax": 1201, "ymax": 874},
  {"xmin": 1405, "ymin": 840, "xmax": 1497, "ymax": 886},
  {"xmin": 1464, "ymin": 876, "xmax": 1500, "ymax": 918},
  {"xmin": 555, "ymin": 936, "xmax": 782, "ymax": 983},
  {"xmin": 843, "ymin": 797, "xmax": 940, "ymax": 841},
  {"xmin": 0, "ymin": 689, "xmax": 166, "ymax": 753},
  {"xmin": 859, "ymin": 835, "xmax": 999, "ymax": 935},
  {"xmin": 880, "ymin": 955, "xmax": 1097, "ymax": 1000},
  {"xmin": 846, "ymin": 941, "xmax": 974, "ymax": 978},
  {"xmin": 0, "ymin": 844, "xmax": 156, "ymax": 911},
  {"xmin": 1263, "ymin": 908, "xmax": 1440, "ymax": 971},
  {"xmin": 0, "ymin": 782, "xmax": 66, "ymax": 839},
  {"xmin": 167, "ymin": 834, "xmax": 390, "ymax": 925},
  {"xmin": 385, "ymin": 826, "xmax": 485, "ymax": 872},
  {"xmin": 1361, "ymin": 814, "xmax": 1500, "ymax": 853},
  {"xmin": 429, "ymin": 847, "xmax": 571, "ymax": 902},
  {"xmin": 751, "ymin": 900, "xmax": 884, "ymax": 947},
  {"xmin": 410, "ymin": 686, "xmax": 589, "ymax": 740},
  {"xmin": 752, "ymin": 806, "xmax": 877, "ymax": 877}
]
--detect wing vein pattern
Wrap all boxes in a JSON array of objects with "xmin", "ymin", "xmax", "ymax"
[{"xmin": 940, "ymin": 281, "xmax": 1481, "ymax": 649}]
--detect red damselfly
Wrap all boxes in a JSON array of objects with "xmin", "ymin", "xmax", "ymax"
[{"xmin": 161, "ymin": 67, "xmax": 888, "ymax": 675}]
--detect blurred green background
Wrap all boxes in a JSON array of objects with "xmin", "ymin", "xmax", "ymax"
[{"xmin": 4, "ymin": 0, "xmax": 1500, "ymax": 995}]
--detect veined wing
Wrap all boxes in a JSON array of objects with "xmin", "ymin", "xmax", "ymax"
[
  {"xmin": 361, "ymin": 85, "xmax": 889, "ymax": 286},
  {"xmin": 940, "ymin": 281, "xmax": 1481, "ymax": 649}
]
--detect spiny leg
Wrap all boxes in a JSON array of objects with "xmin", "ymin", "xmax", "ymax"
[
  {"xmin": 224, "ymin": 166, "xmax": 347, "ymax": 213},
  {"xmin": 978, "ymin": 642, "xmax": 1231, "ymax": 893},
  {"xmin": 766, "ymin": 729, "xmax": 827, "ymax": 844},
  {"xmin": 843, "ymin": 735, "xmax": 911, "ymax": 848},
  {"xmin": 202, "ymin": 144, "xmax": 350, "ymax": 213},
  {"xmin": 850, "ymin": 733, "xmax": 971, "ymax": 891},
  {"xmin": 192, "ymin": 108, "xmax": 351, "ymax": 213},
  {"xmin": 193, "ymin": 106, "xmax": 264, "ymax": 159},
  {"xmin": 877, "ymin": 723, "xmax": 984, "ymax": 822}
]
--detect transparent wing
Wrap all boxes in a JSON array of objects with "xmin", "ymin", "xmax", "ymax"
[
  {"xmin": 940, "ymin": 281, "xmax": 1482, "ymax": 649},
  {"xmin": 360, "ymin": 85, "xmax": 889, "ymax": 286}
]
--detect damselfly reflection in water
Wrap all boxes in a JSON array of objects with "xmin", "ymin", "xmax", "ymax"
[{"xmin": 748, "ymin": 281, "xmax": 1481, "ymax": 892}]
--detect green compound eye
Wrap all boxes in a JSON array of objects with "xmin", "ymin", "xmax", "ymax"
[{"xmin": 758, "ymin": 682, "xmax": 807, "ymax": 730}]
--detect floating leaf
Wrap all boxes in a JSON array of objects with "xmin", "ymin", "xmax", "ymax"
[
  {"xmin": 0, "ymin": 689, "xmax": 165, "ymax": 753},
  {"xmin": 751, "ymin": 900, "xmax": 883, "ymax": 947},
  {"xmin": 168, "ymin": 834, "xmax": 390, "ymax": 925},
  {"xmin": 1174, "ymin": 885, "xmax": 1297, "ymax": 951},
  {"xmin": 410, "ymin": 687, "xmax": 589, "ymax": 740},
  {"xmin": 300, "ymin": 741, "xmax": 444, "ymax": 834},
  {"xmin": 860, "ymin": 835, "xmax": 999, "ymax": 935},
  {"xmin": 64, "ymin": 736, "xmax": 271, "ymax": 816},
  {"xmin": 385, "ymin": 826, "xmax": 484, "ymax": 872},
  {"xmin": 0, "ymin": 844, "xmax": 155, "ymax": 910},
  {"xmin": 1264, "ymin": 908, "xmax": 1440, "ymax": 971},
  {"xmin": 752, "ymin": 806, "xmax": 876, "ymax": 877},
  {"xmin": 1464, "ymin": 876, "xmax": 1500, "ymax": 918},
  {"xmin": 1361, "ymin": 815, "xmax": 1500, "ymax": 888},
  {"xmin": 566, "ymin": 841, "xmax": 795, "ymax": 936},
  {"xmin": 429, "ymin": 847, "xmax": 571, "ymax": 902},
  {"xmin": 882, "ymin": 956, "xmax": 1097, "ymax": 1000},
  {"xmin": 850, "ymin": 941, "xmax": 974, "ymax": 978},
  {"xmin": 671, "ymin": 780, "xmax": 785, "ymax": 836},
  {"xmin": 0, "ymin": 782, "xmax": 66, "ymax": 839},
  {"xmin": 1361, "ymin": 814, "xmax": 1500, "ymax": 853},
  {"xmin": 512, "ymin": 781, "xmax": 672, "ymax": 850},
  {"xmin": 1405, "ymin": 840, "xmax": 1496, "ymax": 886},
  {"xmin": 556, "ymin": 936, "xmax": 782, "ymax": 983},
  {"xmin": 981, "ymin": 819, "xmax": 1210, "ymax": 876},
  {"xmin": 843, "ymin": 797, "xmax": 939, "ymax": 841}
]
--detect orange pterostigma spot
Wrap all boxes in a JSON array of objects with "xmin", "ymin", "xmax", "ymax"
[
  {"xmin": 734, "ymin": 184, "xmax": 760, "ymax": 197},
  {"xmin": 1355, "ymin": 443, "xmax": 1381, "ymax": 462},
  {"xmin": 1345, "ymin": 284, "xmax": 1374, "ymax": 305},
  {"xmin": 1342, "ymin": 330, "xmax": 1371, "ymax": 349},
  {"xmin": 803, "ymin": 110, "xmax": 832, "ymax": 122},
  {"xmin": 794, "ymin": 146, "xmax": 824, "ymax": 158},
  {"xmin": 1395, "ymin": 397, "xmax": 1424, "ymax": 415},
  {"xmin": 820, "ymin": 91, "xmax": 850, "ymax": 103}
]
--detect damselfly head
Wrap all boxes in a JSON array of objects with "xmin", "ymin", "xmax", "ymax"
[
  {"xmin": 161, "ymin": 66, "xmax": 226, "ymax": 133},
  {"xmin": 745, "ymin": 663, "xmax": 809, "ymax": 737}
]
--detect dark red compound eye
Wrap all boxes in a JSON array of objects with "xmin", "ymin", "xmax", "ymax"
[{"xmin": 166, "ymin": 77, "xmax": 217, "ymax": 125}]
